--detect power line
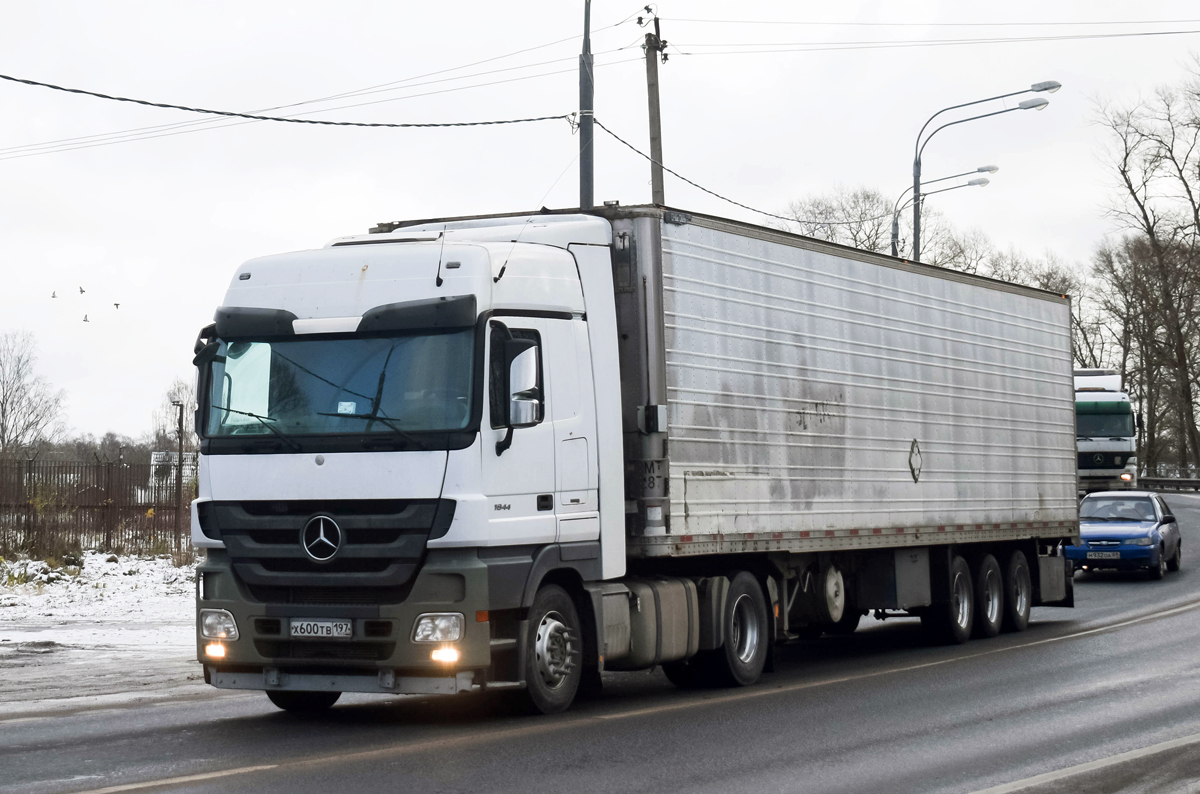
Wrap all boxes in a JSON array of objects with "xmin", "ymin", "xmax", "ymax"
[
  {"xmin": 0, "ymin": 72, "xmax": 574, "ymax": 130},
  {"xmin": 592, "ymin": 118, "xmax": 893, "ymax": 227},
  {"xmin": 664, "ymin": 16, "xmax": 1200, "ymax": 27},
  {"xmin": 0, "ymin": 57, "xmax": 644, "ymax": 162},
  {"xmin": 669, "ymin": 28, "xmax": 1200, "ymax": 56}
]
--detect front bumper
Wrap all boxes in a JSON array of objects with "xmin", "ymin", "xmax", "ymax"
[
  {"xmin": 1078, "ymin": 471, "xmax": 1137, "ymax": 493},
  {"xmin": 196, "ymin": 547, "xmax": 492, "ymax": 694},
  {"xmin": 1066, "ymin": 544, "xmax": 1158, "ymax": 570}
]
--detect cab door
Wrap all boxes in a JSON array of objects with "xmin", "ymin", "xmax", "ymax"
[
  {"xmin": 544, "ymin": 318, "xmax": 599, "ymax": 543},
  {"xmin": 481, "ymin": 319, "xmax": 557, "ymax": 545}
]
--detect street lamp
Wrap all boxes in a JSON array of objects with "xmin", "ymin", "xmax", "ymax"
[
  {"xmin": 891, "ymin": 166, "xmax": 997, "ymax": 257},
  {"xmin": 892, "ymin": 178, "xmax": 991, "ymax": 257},
  {"xmin": 911, "ymin": 81, "xmax": 1059, "ymax": 261}
]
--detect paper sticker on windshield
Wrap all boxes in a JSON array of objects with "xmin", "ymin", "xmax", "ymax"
[{"xmin": 337, "ymin": 402, "xmax": 356, "ymax": 415}]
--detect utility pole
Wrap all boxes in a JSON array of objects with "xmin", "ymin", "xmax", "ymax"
[
  {"xmin": 578, "ymin": 0, "xmax": 594, "ymax": 210},
  {"xmin": 643, "ymin": 14, "xmax": 666, "ymax": 205},
  {"xmin": 172, "ymin": 400, "xmax": 184, "ymax": 554}
]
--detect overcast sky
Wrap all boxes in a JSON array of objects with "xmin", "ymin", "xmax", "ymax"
[{"xmin": 1, "ymin": 1, "xmax": 1197, "ymax": 439}]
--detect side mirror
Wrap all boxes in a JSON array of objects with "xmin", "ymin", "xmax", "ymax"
[
  {"xmin": 1162, "ymin": 515, "xmax": 1176, "ymax": 525},
  {"xmin": 505, "ymin": 340, "xmax": 540, "ymax": 428}
]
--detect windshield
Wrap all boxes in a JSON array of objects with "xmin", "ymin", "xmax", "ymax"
[
  {"xmin": 1080, "ymin": 496, "xmax": 1156, "ymax": 522},
  {"xmin": 205, "ymin": 330, "xmax": 474, "ymax": 438},
  {"xmin": 1076, "ymin": 412, "xmax": 1134, "ymax": 438}
]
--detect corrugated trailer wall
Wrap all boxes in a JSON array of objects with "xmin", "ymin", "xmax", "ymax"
[{"xmin": 617, "ymin": 211, "xmax": 1078, "ymax": 557}]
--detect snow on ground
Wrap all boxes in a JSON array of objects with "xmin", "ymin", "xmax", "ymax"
[{"xmin": 0, "ymin": 552, "xmax": 213, "ymax": 716}]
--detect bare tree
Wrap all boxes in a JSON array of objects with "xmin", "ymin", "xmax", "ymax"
[
  {"xmin": 0, "ymin": 331, "xmax": 65, "ymax": 457},
  {"xmin": 152, "ymin": 376, "xmax": 199, "ymax": 455}
]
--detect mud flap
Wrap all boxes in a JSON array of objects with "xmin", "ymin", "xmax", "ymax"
[{"xmin": 1036, "ymin": 553, "xmax": 1073, "ymax": 607}]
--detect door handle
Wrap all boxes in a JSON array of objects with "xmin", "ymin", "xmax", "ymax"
[{"xmin": 537, "ymin": 494, "xmax": 553, "ymax": 511}]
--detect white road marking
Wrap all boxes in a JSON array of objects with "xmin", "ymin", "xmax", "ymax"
[
  {"xmin": 969, "ymin": 730, "xmax": 1200, "ymax": 793},
  {"xmin": 57, "ymin": 597, "xmax": 1200, "ymax": 793},
  {"xmin": 72, "ymin": 765, "xmax": 278, "ymax": 794}
]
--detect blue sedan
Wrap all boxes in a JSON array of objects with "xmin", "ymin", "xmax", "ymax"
[{"xmin": 1067, "ymin": 491, "xmax": 1182, "ymax": 579}]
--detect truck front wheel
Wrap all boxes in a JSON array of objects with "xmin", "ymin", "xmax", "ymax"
[
  {"xmin": 522, "ymin": 584, "xmax": 583, "ymax": 714},
  {"xmin": 266, "ymin": 690, "xmax": 341, "ymax": 712}
]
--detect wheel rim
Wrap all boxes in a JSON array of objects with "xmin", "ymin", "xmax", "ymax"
[
  {"xmin": 730, "ymin": 593, "xmax": 760, "ymax": 664},
  {"xmin": 983, "ymin": 568, "xmax": 1002, "ymax": 624},
  {"xmin": 1014, "ymin": 566, "xmax": 1030, "ymax": 617},
  {"xmin": 534, "ymin": 611, "xmax": 575, "ymax": 689},
  {"xmin": 952, "ymin": 571, "xmax": 971, "ymax": 630},
  {"xmin": 824, "ymin": 566, "xmax": 846, "ymax": 623}
]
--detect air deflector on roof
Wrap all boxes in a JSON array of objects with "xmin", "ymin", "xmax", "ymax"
[{"xmin": 358, "ymin": 295, "xmax": 477, "ymax": 333}]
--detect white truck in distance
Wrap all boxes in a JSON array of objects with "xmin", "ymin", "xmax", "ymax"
[
  {"xmin": 191, "ymin": 206, "xmax": 1079, "ymax": 714},
  {"xmin": 1074, "ymin": 369, "xmax": 1138, "ymax": 493}
]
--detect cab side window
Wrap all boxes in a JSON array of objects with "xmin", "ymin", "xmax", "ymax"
[{"xmin": 489, "ymin": 323, "xmax": 544, "ymax": 429}]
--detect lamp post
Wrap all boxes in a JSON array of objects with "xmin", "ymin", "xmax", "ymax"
[
  {"xmin": 912, "ymin": 80, "xmax": 1059, "ymax": 261},
  {"xmin": 171, "ymin": 400, "xmax": 185, "ymax": 554},
  {"xmin": 891, "ymin": 165, "xmax": 998, "ymax": 257}
]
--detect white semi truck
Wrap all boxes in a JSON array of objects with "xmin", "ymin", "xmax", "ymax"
[
  {"xmin": 192, "ymin": 206, "xmax": 1079, "ymax": 714},
  {"xmin": 1074, "ymin": 369, "xmax": 1138, "ymax": 493}
]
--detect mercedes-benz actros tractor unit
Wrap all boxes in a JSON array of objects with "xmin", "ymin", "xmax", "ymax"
[
  {"xmin": 192, "ymin": 206, "xmax": 1078, "ymax": 714},
  {"xmin": 1074, "ymin": 369, "xmax": 1138, "ymax": 494}
]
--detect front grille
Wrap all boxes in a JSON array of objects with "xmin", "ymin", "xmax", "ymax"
[
  {"xmin": 1088, "ymin": 540, "xmax": 1121, "ymax": 547},
  {"xmin": 254, "ymin": 640, "xmax": 395, "ymax": 661},
  {"xmin": 204, "ymin": 499, "xmax": 454, "ymax": 605},
  {"xmin": 1079, "ymin": 453, "xmax": 1128, "ymax": 469},
  {"xmin": 255, "ymin": 618, "xmax": 283, "ymax": 635}
]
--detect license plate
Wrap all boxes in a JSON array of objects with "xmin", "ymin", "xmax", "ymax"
[
  {"xmin": 1086, "ymin": 551, "xmax": 1121, "ymax": 560},
  {"xmin": 290, "ymin": 619, "xmax": 353, "ymax": 639}
]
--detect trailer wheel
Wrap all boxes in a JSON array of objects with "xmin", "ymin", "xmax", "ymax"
[
  {"xmin": 662, "ymin": 658, "xmax": 707, "ymax": 689},
  {"xmin": 1002, "ymin": 550, "xmax": 1032, "ymax": 632},
  {"xmin": 266, "ymin": 690, "xmax": 341, "ymax": 712},
  {"xmin": 710, "ymin": 571, "xmax": 769, "ymax": 687},
  {"xmin": 921, "ymin": 555, "xmax": 974, "ymax": 644},
  {"xmin": 972, "ymin": 554, "xmax": 1004, "ymax": 639},
  {"xmin": 521, "ymin": 584, "xmax": 582, "ymax": 714}
]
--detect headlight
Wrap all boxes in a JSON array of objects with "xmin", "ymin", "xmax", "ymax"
[
  {"xmin": 412, "ymin": 613, "xmax": 463, "ymax": 643},
  {"xmin": 1120, "ymin": 473, "xmax": 1133, "ymax": 482},
  {"xmin": 199, "ymin": 609, "xmax": 239, "ymax": 640},
  {"xmin": 1129, "ymin": 537, "xmax": 1154, "ymax": 546}
]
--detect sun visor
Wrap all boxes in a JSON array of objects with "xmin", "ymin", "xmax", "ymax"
[
  {"xmin": 214, "ymin": 307, "xmax": 298, "ymax": 338},
  {"xmin": 358, "ymin": 295, "xmax": 477, "ymax": 333}
]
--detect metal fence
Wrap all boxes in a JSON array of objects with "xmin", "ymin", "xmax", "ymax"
[
  {"xmin": 0, "ymin": 461, "xmax": 197, "ymax": 557},
  {"xmin": 1141, "ymin": 477, "xmax": 1200, "ymax": 492}
]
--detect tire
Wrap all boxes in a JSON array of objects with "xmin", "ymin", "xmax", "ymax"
[
  {"xmin": 521, "ymin": 584, "xmax": 583, "ymax": 715},
  {"xmin": 709, "ymin": 571, "xmax": 769, "ymax": 687},
  {"xmin": 1169, "ymin": 542, "xmax": 1182, "ymax": 573},
  {"xmin": 973, "ymin": 554, "xmax": 1004, "ymax": 639},
  {"xmin": 1150, "ymin": 547, "xmax": 1167, "ymax": 580},
  {"xmin": 1002, "ymin": 550, "xmax": 1032, "ymax": 633},
  {"xmin": 825, "ymin": 609, "xmax": 862, "ymax": 636},
  {"xmin": 265, "ymin": 690, "xmax": 341, "ymax": 712},
  {"xmin": 921, "ymin": 555, "xmax": 974, "ymax": 644}
]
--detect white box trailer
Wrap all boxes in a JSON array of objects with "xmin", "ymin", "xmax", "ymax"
[{"xmin": 192, "ymin": 205, "xmax": 1078, "ymax": 715}]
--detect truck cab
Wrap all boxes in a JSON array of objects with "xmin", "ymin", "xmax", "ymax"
[
  {"xmin": 192, "ymin": 214, "xmax": 625, "ymax": 712},
  {"xmin": 1074, "ymin": 369, "xmax": 1138, "ymax": 494}
]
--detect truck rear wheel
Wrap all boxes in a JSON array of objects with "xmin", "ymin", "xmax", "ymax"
[
  {"xmin": 266, "ymin": 690, "xmax": 341, "ymax": 712},
  {"xmin": 522, "ymin": 584, "xmax": 582, "ymax": 714},
  {"xmin": 710, "ymin": 571, "xmax": 769, "ymax": 687},
  {"xmin": 972, "ymin": 554, "xmax": 1004, "ymax": 639},
  {"xmin": 1002, "ymin": 550, "xmax": 1032, "ymax": 632},
  {"xmin": 921, "ymin": 555, "xmax": 974, "ymax": 644}
]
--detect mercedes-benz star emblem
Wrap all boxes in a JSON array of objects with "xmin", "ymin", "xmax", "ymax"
[
  {"xmin": 301, "ymin": 515, "xmax": 342, "ymax": 563},
  {"xmin": 1093, "ymin": 453, "xmax": 1105, "ymax": 466}
]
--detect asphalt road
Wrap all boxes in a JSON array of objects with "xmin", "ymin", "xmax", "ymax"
[{"xmin": 4, "ymin": 493, "xmax": 1200, "ymax": 794}]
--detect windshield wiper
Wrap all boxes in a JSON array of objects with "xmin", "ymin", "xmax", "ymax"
[
  {"xmin": 211, "ymin": 405, "xmax": 302, "ymax": 452},
  {"xmin": 315, "ymin": 412, "xmax": 432, "ymax": 451}
]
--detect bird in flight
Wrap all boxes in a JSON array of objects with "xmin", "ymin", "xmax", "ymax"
[
  {"xmin": 79, "ymin": 287, "xmax": 85, "ymax": 294},
  {"xmin": 83, "ymin": 315, "xmax": 89, "ymax": 323},
  {"xmin": 51, "ymin": 291, "xmax": 56, "ymax": 298},
  {"xmin": 113, "ymin": 303, "xmax": 120, "ymax": 309}
]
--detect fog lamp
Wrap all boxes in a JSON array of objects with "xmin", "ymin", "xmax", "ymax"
[
  {"xmin": 412, "ymin": 613, "xmax": 463, "ymax": 642},
  {"xmin": 431, "ymin": 647, "xmax": 459, "ymax": 663},
  {"xmin": 205, "ymin": 642, "xmax": 226, "ymax": 659},
  {"xmin": 200, "ymin": 609, "xmax": 239, "ymax": 640}
]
